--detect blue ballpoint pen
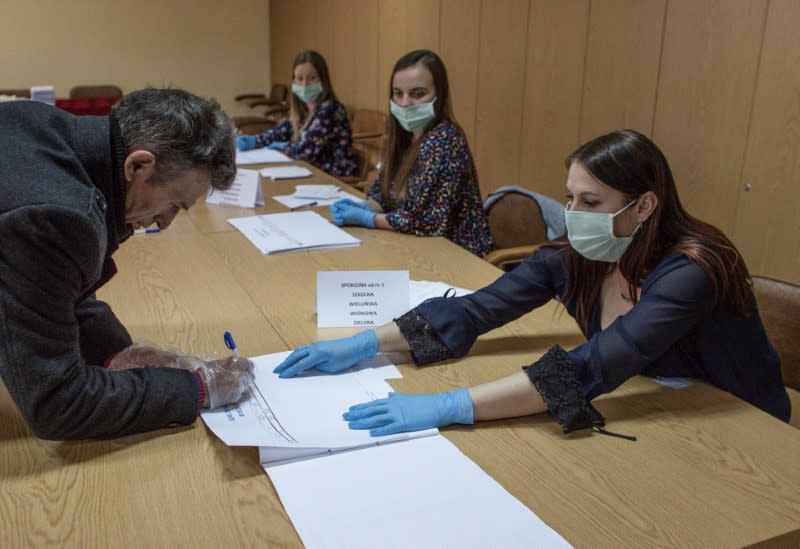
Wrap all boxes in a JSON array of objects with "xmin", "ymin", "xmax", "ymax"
[
  {"xmin": 224, "ymin": 331, "xmax": 240, "ymax": 358},
  {"xmin": 134, "ymin": 227, "xmax": 161, "ymax": 234}
]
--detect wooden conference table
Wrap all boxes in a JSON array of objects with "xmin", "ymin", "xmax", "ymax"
[{"xmin": 1, "ymin": 161, "xmax": 799, "ymax": 548}]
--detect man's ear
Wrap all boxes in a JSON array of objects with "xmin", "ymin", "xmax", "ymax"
[
  {"xmin": 123, "ymin": 150, "xmax": 156, "ymax": 183},
  {"xmin": 637, "ymin": 190, "xmax": 659, "ymax": 223}
]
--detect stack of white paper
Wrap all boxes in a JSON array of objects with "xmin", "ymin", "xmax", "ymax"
[
  {"xmin": 294, "ymin": 184, "xmax": 344, "ymax": 199},
  {"xmin": 261, "ymin": 166, "xmax": 313, "ymax": 179},
  {"xmin": 266, "ymin": 435, "xmax": 572, "ymax": 548},
  {"xmin": 201, "ymin": 351, "xmax": 571, "ymax": 548},
  {"xmin": 273, "ymin": 184, "xmax": 364, "ymax": 210},
  {"xmin": 235, "ymin": 147, "xmax": 292, "ymax": 165},
  {"xmin": 201, "ymin": 352, "xmax": 427, "ymax": 464},
  {"xmin": 228, "ymin": 211, "xmax": 359, "ymax": 254}
]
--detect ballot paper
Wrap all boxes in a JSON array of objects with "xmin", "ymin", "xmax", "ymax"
[
  {"xmin": 205, "ymin": 169, "xmax": 264, "ymax": 208},
  {"xmin": 272, "ymin": 189, "xmax": 364, "ymax": 210},
  {"xmin": 261, "ymin": 166, "xmax": 313, "ymax": 179},
  {"xmin": 235, "ymin": 147, "xmax": 292, "ymax": 165},
  {"xmin": 201, "ymin": 351, "xmax": 572, "ymax": 548},
  {"xmin": 266, "ymin": 435, "xmax": 572, "ymax": 549},
  {"xmin": 201, "ymin": 352, "xmax": 431, "ymax": 462},
  {"xmin": 293, "ymin": 184, "xmax": 344, "ymax": 200},
  {"xmin": 228, "ymin": 211, "xmax": 360, "ymax": 254}
]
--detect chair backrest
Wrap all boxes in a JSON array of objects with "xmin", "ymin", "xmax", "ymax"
[
  {"xmin": 351, "ymin": 145, "xmax": 370, "ymax": 181},
  {"xmin": 69, "ymin": 85, "xmax": 123, "ymax": 99},
  {"xmin": 0, "ymin": 88, "xmax": 31, "ymax": 98},
  {"xmin": 485, "ymin": 191, "xmax": 547, "ymax": 249},
  {"xmin": 352, "ymin": 109, "xmax": 388, "ymax": 136},
  {"xmin": 269, "ymin": 84, "xmax": 288, "ymax": 103},
  {"xmin": 752, "ymin": 276, "xmax": 800, "ymax": 391}
]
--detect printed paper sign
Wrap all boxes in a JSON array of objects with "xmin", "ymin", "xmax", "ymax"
[
  {"xmin": 206, "ymin": 169, "xmax": 264, "ymax": 208},
  {"xmin": 316, "ymin": 271, "xmax": 410, "ymax": 328}
]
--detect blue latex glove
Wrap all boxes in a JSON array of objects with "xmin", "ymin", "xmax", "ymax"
[
  {"xmin": 330, "ymin": 199, "xmax": 376, "ymax": 228},
  {"xmin": 268, "ymin": 141, "xmax": 289, "ymax": 151},
  {"xmin": 334, "ymin": 198, "xmax": 372, "ymax": 211},
  {"xmin": 236, "ymin": 135, "xmax": 257, "ymax": 151},
  {"xmin": 273, "ymin": 330, "xmax": 378, "ymax": 378},
  {"xmin": 343, "ymin": 389, "xmax": 474, "ymax": 436}
]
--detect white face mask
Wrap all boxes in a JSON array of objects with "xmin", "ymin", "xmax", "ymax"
[
  {"xmin": 390, "ymin": 98, "xmax": 436, "ymax": 133},
  {"xmin": 292, "ymin": 82, "xmax": 323, "ymax": 104},
  {"xmin": 565, "ymin": 199, "xmax": 640, "ymax": 262}
]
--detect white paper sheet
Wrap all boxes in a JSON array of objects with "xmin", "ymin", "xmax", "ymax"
[
  {"xmin": 228, "ymin": 211, "xmax": 360, "ymax": 254},
  {"xmin": 235, "ymin": 147, "xmax": 292, "ymax": 165},
  {"xmin": 201, "ymin": 352, "xmax": 433, "ymax": 452},
  {"xmin": 410, "ymin": 279, "xmax": 473, "ymax": 308},
  {"xmin": 294, "ymin": 184, "xmax": 345, "ymax": 199},
  {"xmin": 272, "ymin": 190, "xmax": 363, "ymax": 210},
  {"xmin": 317, "ymin": 271, "xmax": 411, "ymax": 328},
  {"xmin": 261, "ymin": 166, "xmax": 313, "ymax": 179},
  {"xmin": 265, "ymin": 435, "xmax": 572, "ymax": 549}
]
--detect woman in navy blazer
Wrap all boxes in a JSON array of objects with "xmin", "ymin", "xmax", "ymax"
[{"xmin": 274, "ymin": 130, "xmax": 790, "ymax": 437}]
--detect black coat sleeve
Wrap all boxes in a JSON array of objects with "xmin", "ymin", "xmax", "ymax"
[{"xmin": 0, "ymin": 205, "xmax": 199, "ymax": 440}]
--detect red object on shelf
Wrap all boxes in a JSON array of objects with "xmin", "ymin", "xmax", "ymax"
[{"xmin": 56, "ymin": 96, "xmax": 121, "ymax": 116}]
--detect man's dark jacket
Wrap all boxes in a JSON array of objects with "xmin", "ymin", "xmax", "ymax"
[{"xmin": 0, "ymin": 101, "xmax": 199, "ymax": 439}]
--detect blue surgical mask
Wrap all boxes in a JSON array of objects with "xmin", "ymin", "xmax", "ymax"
[
  {"xmin": 390, "ymin": 98, "xmax": 436, "ymax": 133},
  {"xmin": 564, "ymin": 199, "xmax": 640, "ymax": 262},
  {"xmin": 292, "ymin": 82, "xmax": 323, "ymax": 104}
]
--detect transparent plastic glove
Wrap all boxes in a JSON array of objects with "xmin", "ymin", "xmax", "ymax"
[
  {"xmin": 107, "ymin": 343, "xmax": 185, "ymax": 371},
  {"xmin": 268, "ymin": 141, "xmax": 289, "ymax": 151},
  {"xmin": 236, "ymin": 135, "xmax": 257, "ymax": 151},
  {"xmin": 330, "ymin": 199, "xmax": 376, "ymax": 228},
  {"xmin": 196, "ymin": 355, "xmax": 255, "ymax": 409},
  {"xmin": 343, "ymin": 389, "xmax": 474, "ymax": 437},
  {"xmin": 273, "ymin": 330, "xmax": 378, "ymax": 378}
]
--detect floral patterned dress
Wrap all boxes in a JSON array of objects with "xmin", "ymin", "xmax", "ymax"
[
  {"xmin": 367, "ymin": 122, "xmax": 493, "ymax": 257},
  {"xmin": 254, "ymin": 99, "xmax": 357, "ymax": 177}
]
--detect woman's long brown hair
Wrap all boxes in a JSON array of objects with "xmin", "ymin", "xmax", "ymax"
[
  {"xmin": 380, "ymin": 49, "xmax": 469, "ymax": 201},
  {"xmin": 558, "ymin": 130, "xmax": 752, "ymax": 336},
  {"xmin": 288, "ymin": 50, "xmax": 338, "ymax": 142}
]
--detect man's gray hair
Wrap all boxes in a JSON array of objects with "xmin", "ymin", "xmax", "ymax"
[{"xmin": 113, "ymin": 88, "xmax": 236, "ymax": 190}]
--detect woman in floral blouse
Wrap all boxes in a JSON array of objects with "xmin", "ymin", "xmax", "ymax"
[
  {"xmin": 236, "ymin": 50, "xmax": 357, "ymax": 178},
  {"xmin": 330, "ymin": 49, "xmax": 493, "ymax": 257}
]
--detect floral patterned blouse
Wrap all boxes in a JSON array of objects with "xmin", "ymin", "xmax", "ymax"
[
  {"xmin": 254, "ymin": 99, "xmax": 357, "ymax": 177},
  {"xmin": 367, "ymin": 122, "xmax": 493, "ymax": 257}
]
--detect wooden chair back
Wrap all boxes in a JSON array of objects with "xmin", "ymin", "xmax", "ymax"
[{"xmin": 753, "ymin": 275, "xmax": 800, "ymax": 391}]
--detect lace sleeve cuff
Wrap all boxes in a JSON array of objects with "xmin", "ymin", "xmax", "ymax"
[
  {"xmin": 523, "ymin": 345, "xmax": 604, "ymax": 433},
  {"xmin": 395, "ymin": 310, "xmax": 453, "ymax": 366}
]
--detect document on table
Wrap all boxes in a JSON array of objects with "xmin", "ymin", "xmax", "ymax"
[
  {"xmin": 293, "ymin": 184, "xmax": 346, "ymax": 199},
  {"xmin": 265, "ymin": 435, "xmax": 572, "ymax": 549},
  {"xmin": 235, "ymin": 147, "xmax": 292, "ymax": 165},
  {"xmin": 273, "ymin": 185, "xmax": 364, "ymax": 210},
  {"xmin": 201, "ymin": 351, "xmax": 571, "ymax": 548},
  {"xmin": 261, "ymin": 166, "xmax": 313, "ymax": 179},
  {"xmin": 410, "ymin": 279, "xmax": 473, "ymax": 307},
  {"xmin": 228, "ymin": 211, "xmax": 360, "ymax": 254},
  {"xmin": 201, "ymin": 352, "xmax": 429, "ymax": 461}
]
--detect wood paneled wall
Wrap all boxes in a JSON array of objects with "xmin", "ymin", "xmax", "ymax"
[
  {"xmin": 0, "ymin": 0, "xmax": 271, "ymax": 117},
  {"xmin": 271, "ymin": 0, "xmax": 799, "ymax": 283}
]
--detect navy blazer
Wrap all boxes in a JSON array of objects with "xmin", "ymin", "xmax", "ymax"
[{"xmin": 408, "ymin": 246, "xmax": 790, "ymax": 423}]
